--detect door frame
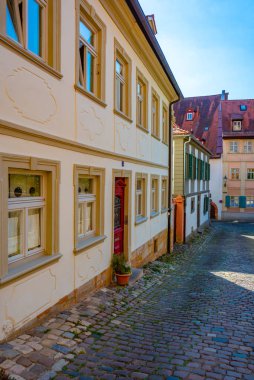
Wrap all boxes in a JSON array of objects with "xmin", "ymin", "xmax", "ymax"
[{"xmin": 112, "ymin": 170, "xmax": 132, "ymax": 262}]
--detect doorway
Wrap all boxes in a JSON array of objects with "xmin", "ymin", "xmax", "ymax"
[{"xmin": 114, "ymin": 177, "xmax": 126, "ymax": 254}]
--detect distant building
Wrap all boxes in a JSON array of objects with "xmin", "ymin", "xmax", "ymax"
[
  {"xmin": 173, "ymin": 125, "xmax": 211, "ymax": 242},
  {"xmin": 173, "ymin": 92, "xmax": 254, "ymax": 221}
]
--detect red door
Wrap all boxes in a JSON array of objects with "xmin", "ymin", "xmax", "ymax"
[{"xmin": 114, "ymin": 178, "xmax": 126, "ymax": 254}]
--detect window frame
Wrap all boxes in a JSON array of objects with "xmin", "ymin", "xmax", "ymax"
[
  {"xmin": 230, "ymin": 168, "xmax": 240, "ymax": 180},
  {"xmin": 114, "ymin": 39, "xmax": 132, "ymax": 121},
  {"xmin": 244, "ymin": 141, "xmax": 252, "ymax": 153},
  {"xmin": 247, "ymin": 168, "xmax": 254, "ymax": 180},
  {"xmin": 151, "ymin": 88, "xmax": 160, "ymax": 139},
  {"xmin": 191, "ymin": 197, "xmax": 195, "ymax": 213},
  {"xmin": 161, "ymin": 176, "xmax": 168, "ymax": 213},
  {"xmin": 136, "ymin": 69, "xmax": 148, "ymax": 131},
  {"xmin": 76, "ymin": 0, "xmax": 106, "ymax": 105},
  {"xmin": 229, "ymin": 141, "xmax": 239, "ymax": 153},
  {"xmin": 74, "ymin": 165, "xmax": 105, "ymax": 253},
  {"xmin": 150, "ymin": 175, "xmax": 159, "ymax": 218},
  {"xmin": 186, "ymin": 112, "xmax": 193, "ymax": 121},
  {"xmin": 0, "ymin": 0, "xmax": 61, "ymax": 77},
  {"xmin": 232, "ymin": 120, "xmax": 242, "ymax": 131},
  {"xmin": 246, "ymin": 196, "xmax": 254, "ymax": 208},
  {"xmin": 162, "ymin": 103, "xmax": 169, "ymax": 145},
  {"xmin": 135, "ymin": 173, "xmax": 147, "ymax": 224},
  {"xmin": 230, "ymin": 196, "xmax": 239, "ymax": 208},
  {"xmin": 0, "ymin": 154, "xmax": 60, "ymax": 282}
]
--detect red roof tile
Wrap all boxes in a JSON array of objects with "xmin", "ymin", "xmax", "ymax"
[{"xmin": 222, "ymin": 99, "xmax": 254, "ymax": 135}]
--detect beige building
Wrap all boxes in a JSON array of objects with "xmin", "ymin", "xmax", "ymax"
[
  {"xmin": 0, "ymin": 0, "xmax": 181, "ymax": 340},
  {"xmin": 173, "ymin": 126, "xmax": 211, "ymax": 242}
]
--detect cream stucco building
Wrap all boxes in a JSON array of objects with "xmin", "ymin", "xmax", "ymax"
[{"xmin": 0, "ymin": 0, "xmax": 181, "ymax": 340}]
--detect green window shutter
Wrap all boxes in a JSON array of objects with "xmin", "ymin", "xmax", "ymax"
[
  {"xmin": 225, "ymin": 195, "xmax": 230, "ymax": 207},
  {"xmin": 239, "ymin": 196, "xmax": 246, "ymax": 208},
  {"xmin": 189, "ymin": 154, "xmax": 193, "ymax": 179},
  {"xmin": 193, "ymin": 157, "xmax": 196, "ymax": 179},
  {"xmin": 200, "ymin": 161, "xmax": 204, "ymax": 180},
  {"xmin": 197, "ymin": 159, "xmax": 200, "ymax": 180},
  {"xmin": 208, "ymin": 163, "xmax": 211, "ymax": 180},
  {"xmin": 185, "ymin": 153, "xmax": 189, "ymax": 179}
]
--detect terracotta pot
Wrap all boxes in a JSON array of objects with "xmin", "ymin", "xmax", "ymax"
[{"xmin": 115, "ymin": 272, "xmax": 131, "ymax": 286}]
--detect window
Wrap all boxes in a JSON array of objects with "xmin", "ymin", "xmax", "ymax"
[
  {"xmin": 230, "ymin": 141, "xmax": 238, "ymax": 153},
  {"xmin": 77, "ymin": 0, "xmax": 105, "ymax": 101},
  {"xmin": 232, "ymin": 120, "xmax": 242, "ymax": 131},
  {"xmin": 161, "ymin": 177, "xmax": 168, "ymax": 212},
  {"xmin": 247, "ymin": 197, "xmax": 254, "ymax": 208},
  {"xmin": 162, "ymin": 104, "xmax": 169, "ymax": 144},
  {"xmin": 191, "ymin": 197, "xmax": 195, "ymax": 213},
  {"xmin": 74, "ymin": 166, "xmax": 105, "ymax": 252},
  {"xmin": 0, "ymin": 154, "xmax": 60, "ymax": 281},
  {"xmin": 203, "ymin": 196, "xmax": 209, "ymax": 214},
  {"xmin": 115, "ymin": 39, "xmax": 131, "ymax": 119},
  {"xmin": 231, "ymin": 168, "xmax": 240, "ymax": 180},
  {"xmin": 0, "ymin": 0, "xmax": 61, "ymax": 72},
  {"xmin": 230, "ymin": 196, "xmax": 239, "ymax": 207},
  {"xmin": 135, "ymin": 174, "xmax": 147, "ymax": 223},
  {"xmin": 151, "ymin": 89, "xmax": 160, "ymax": 138},
  {"xmin": 150, "ymin": 176, "xmax": 159, "ymax": 217},
  {"xmin": 244, "ymin": 141, "xmax": 252, "ymax": 153},
  {"xmin": 136, "ymin": 70, "xmax": 148, "ymax": 130},
  {"xmin": 186, "ymin": 112, "xmax": 193, "ymax": 121},
  {"xmin": 247, "ymin": 169, "xmax": 254, "ymax": 180},
  {"xmin": 240, "ymin": 105, "xmax": 247, "ymax": 111}
]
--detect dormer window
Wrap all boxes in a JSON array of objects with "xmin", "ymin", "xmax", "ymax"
[
  {"xmin": 186, "ymin": 112, "xmax": 193, "ymax": 121},
  {"xmin": 240, "ymin": 105, "xmax": 247, "ymax": 111},
  {"xmin": 232, "ymin": 120, "xmax": 242, "ymax": 131}
]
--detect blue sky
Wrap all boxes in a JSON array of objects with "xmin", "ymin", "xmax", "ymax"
[{"xmin": 139, "ymin": 0, "xmax": 254, "ymax": 100}]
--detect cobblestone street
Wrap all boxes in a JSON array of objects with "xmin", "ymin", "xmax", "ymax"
[{"xmin": 1, "ymin": 222, "xmax": 254, "ymax": 380}]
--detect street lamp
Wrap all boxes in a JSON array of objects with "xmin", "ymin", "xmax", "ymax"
[{"xmin": 223, "ymin": 175, "xmax": 227, "ymax": 187}]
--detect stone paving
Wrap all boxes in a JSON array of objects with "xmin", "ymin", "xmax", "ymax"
[{"xmin": 1, "ymin": 222, "xmax": 254, "ymax": 380}]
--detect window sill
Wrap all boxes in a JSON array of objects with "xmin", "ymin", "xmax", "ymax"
[
  {"xmin": 114, "ymin": 109, "xmax": 132, "ymax": 123},
  {"xmin": 0, "ymin": 35, "xmax": 62, "ymax": 80},
  {"xmin": 161, "ymin": 208, "xmax": 167, "ymax": 214},
  {"xmin": 136, "ymin": 124, "xmax": 149, "ymax": 134},
  {"xmin": 0, "ymin": 253, "xmax": 62, "ymax": 287},
  {"xmin": 135, "ymin": 216, "xmax": 148, "ymax": 225},
  {"xmin": 150, "ymin": 211, "xmax": 159, "ymax": 219},
  {"xmin": 162, "ymin": 140, "xmax": 169, "ymax": 146},
  {"xmin": 75, "ymin": 85, "xmax": 107, "ymax": 108},
  {"xmin": 74, "ymin": 235, "xmax": 107, "ymax": 254},
  {"xmin": 151, "ymin": 133, "xmax": 161, "ymax": 142}
]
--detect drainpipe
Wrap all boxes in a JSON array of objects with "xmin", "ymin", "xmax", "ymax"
[{"xmin": 167, "ymin": 99, "xmax": 180, "ymax": 254}]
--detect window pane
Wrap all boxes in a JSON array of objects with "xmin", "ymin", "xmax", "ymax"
[
  {"xmin": 9, "ymin": 174, "xmax": 41, "ymax": 198},
  {"xmin": 116, "ymin": 59, "xmax": 122, "ymax": 75},
  {"xmin": 86, "ymin": 51, "xmax": 94, "ymax": 92},
  {"xmin": 78, "ymin": 178, "xmax": 93, "ymax": 194},
  {"xmin": 80, "ymin": 21, "xmax": 93, "ymax": 45},
  {"xmin": 27, "ymin": 0, "xmax": 41, "ymax": 56},
  {"xmin": 8, "ymin": 210, "xmax": 22, "ymax": 259},
  {"xmin": 137, "ymin": 193, "xmax": 142, "ymax": 216},
  {"xmin": 85, "ymin": 202, "xmax": 93, "ymax": 233},
  {"xmin": 78, "ymin": 203, "xmax": 84, "ymax": 236},
  {"xmin": 28, "ymin": 208, "xmax": 41, "ymax": 251},
  {"xmin": 137, "ymin": 179, "xmax": 142, "ymax": 191},
  {"xmin": 6, "ymin": 3, "xmax": 19, "ymax": 42}
]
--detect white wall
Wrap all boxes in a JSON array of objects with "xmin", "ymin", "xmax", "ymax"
[{"xmin": 210, "ymin": 158, "xmax": 223, "ymax": 220}]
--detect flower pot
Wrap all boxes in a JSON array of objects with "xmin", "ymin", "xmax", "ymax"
[{"xmin": 115, "ymin": 272, "xmax": 131, "ymax": 286}]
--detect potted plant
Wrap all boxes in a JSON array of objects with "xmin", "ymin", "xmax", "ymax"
[{"xmin": 112, "ymin": 254, "xmax": 132, "ymax": 285}]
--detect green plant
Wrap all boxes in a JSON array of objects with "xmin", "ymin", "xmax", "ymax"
[
  {"xmin": 0, "ymin": 369, "xmax": 15, "ymax": 380},
  {"xmin": 112, "ymin": 254, "xmax": 131, "ymax": 274}
]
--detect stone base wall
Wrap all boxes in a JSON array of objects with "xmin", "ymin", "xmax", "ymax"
[
  {"xmin": 131, "ymin": 229, "xmax": 168, "ymax": 268},
  {"xmin": 185, "ymin": 220, "xmax": 209, "ymax": 242}
]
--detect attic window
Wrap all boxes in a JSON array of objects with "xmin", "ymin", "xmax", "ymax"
[
  {"xmin": 186, "ymin": 112, "xmax": 193, "ymax": 121},
  {"xmin": 204, "ymin": 126, "xmax": 209, "ymax": 131},
  {"xmin": 232, "ymin": 120, "xmax": 242, "ymax": 131},
  {"xmin": 240, "ymin": 105, "xmax": 247, "ymax": 111}
]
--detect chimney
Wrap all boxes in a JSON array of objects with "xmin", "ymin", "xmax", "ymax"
[{"xmin": 221, "ymin": 90, "xmax": 229, "ymax": 101}]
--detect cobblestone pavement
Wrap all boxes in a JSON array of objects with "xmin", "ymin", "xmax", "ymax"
[{"xmin": 1, "ymin": 222, "xmax": 254, "ymax": 380}]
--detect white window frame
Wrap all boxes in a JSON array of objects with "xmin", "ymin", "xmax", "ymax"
[
  {"xmin": 247, "ymin": 196, "xmax": 254, "ymax": 208},
  {"xmin": 78, "ymin": 178, "xmax": 96, "ymax": 240},
  {"xmin": 232, "ymin": 120, "xmax": 242, "ymax": 131},
  {"xmin": 161, "ymin": 177, "xmax": 168, "ymax": 212},
  {"xmin": 186, "ymin": 112, "xmax": 193, "ymax": 121},
  {"xmin": 230, "ymin": 141, "xmax": 238, "ymax": 153},
  {"xmin": 135, "ymin": 174, "xmax": 147, "ymax": 224},
  {"xmin": 244, "ymin": 141, "xmax": 252, "ymax": 153},
  {"xmin": 247, "ymin": 168, "xmax": 254, "ymax": 180},
  {"xmin": 231, "ymin": 168, "xmax": 240, "ymax": 180},
  {"xmin": 150, "ymin": 175, "xmax": 159, "ymax": 217},
  {"xmin": 230, "ymin": 196, "xmax": 239, "ymax": 207}
]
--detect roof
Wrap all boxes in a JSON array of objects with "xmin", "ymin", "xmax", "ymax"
[
  {"xmin": 126, "ymin": 0, "xmax": 183, "ymax": 99},
  {"xmin": 173, "ymin": 94, "xmax": 222, "ymax": 156},
  {"xmin": 173, "ymin": 123, "xmax": 212, "ymax": 156},
  {"xmin": 222, "ymin": 99, "xmax": 254, "ymax": 136}
]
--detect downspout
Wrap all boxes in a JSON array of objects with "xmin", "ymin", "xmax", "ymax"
[
  {"xmin": 167, "ymin": 98, "xmax": 179, "ymax": 254},
  {"xmin": 183, "ymin": 136, "xmax": 191, "ymax": 243}
]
